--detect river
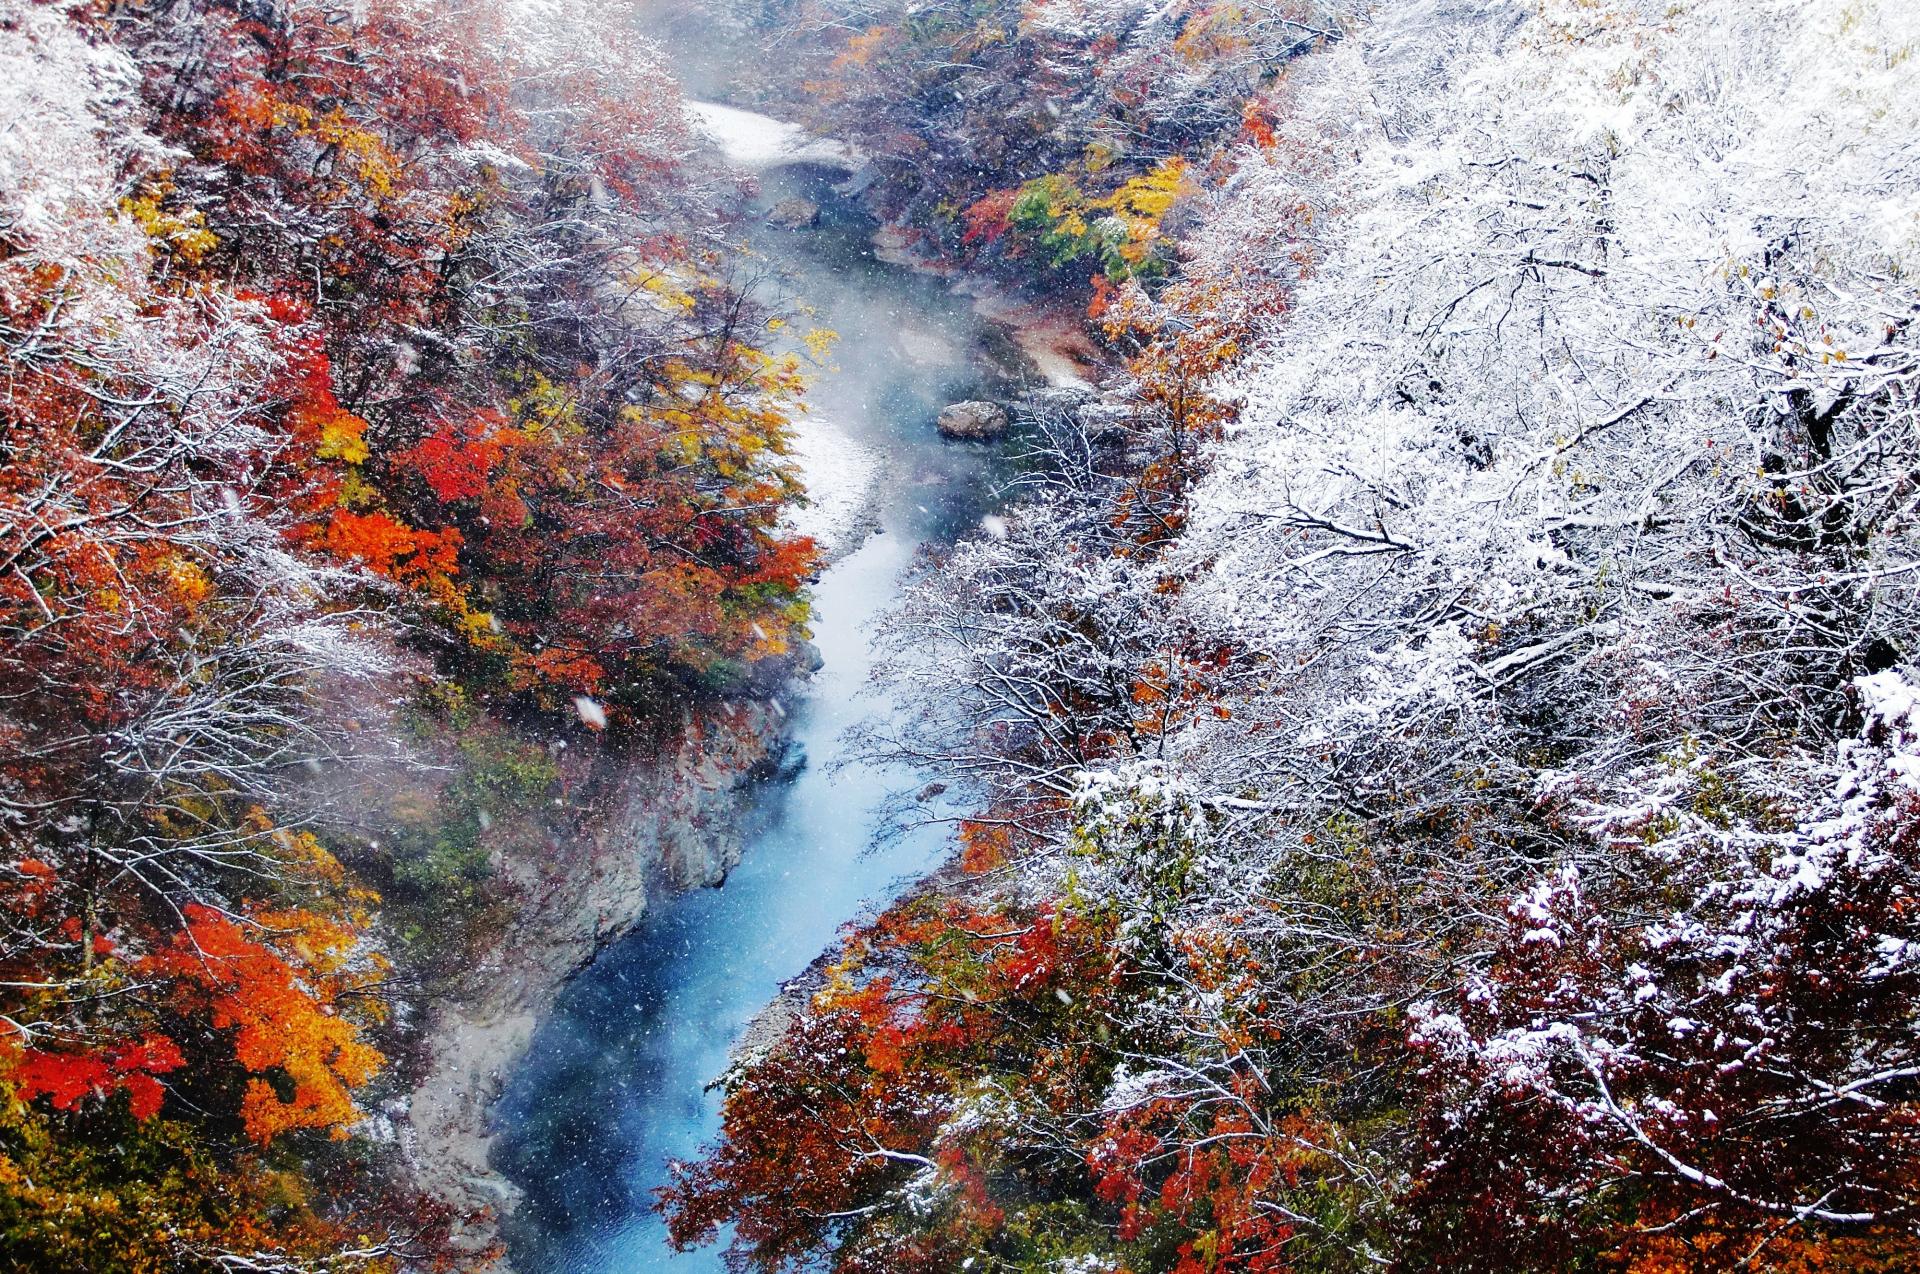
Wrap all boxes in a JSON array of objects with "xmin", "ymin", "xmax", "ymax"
[{"xmin": 491, "ymin": 103, "xmax": 1051, "ymax": 1270}]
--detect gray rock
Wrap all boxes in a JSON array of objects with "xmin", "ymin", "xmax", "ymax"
[
  {"xmin": 765, "ymin": 197, "xmax": 821, "ymax": 229},
  {"xmin": 936, "ymin": 400, "xmax": 1010, "ymax": 441}
]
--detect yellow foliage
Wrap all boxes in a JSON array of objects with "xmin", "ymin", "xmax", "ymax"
[
  {"xmin": 509, "ymin": 369, "xmax": 585, "ymax": 438},
  {"xmin": 163, "ymin": 555, "xmax": 212, "ymax": 606},
  {"xmin": 1174, "ymin": 5, "xmax": 1252, "ymax": 62},
  {"xmin": 336, "ymin": 467, "xmax": 381, "ymax": 509},
  {"xmin": 271, "ymin": 102, "xmax": 403, "ymax": 200},
  {"xmin": 316, "ymin": 408, "xmax": 370, "ymax": 463},
  {"xmin": 1097, "ymin": 157, "xmax": 1192, "ymax": 265},
  {"xmin": 1103, "ymin": 157, "xmax": 1190, "ymax": 223},
  {"xmin": 637, "ymin": 267, "xmax": 700, "ymax": 313},
  {"xmin": 802, "ymin": 326, "xmax": 840, "ymax": 364},
  {"xmin": 119, "ymin": 179, "xmax": 218, "ymax": 264}
]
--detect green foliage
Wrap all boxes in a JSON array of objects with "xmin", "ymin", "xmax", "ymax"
[
  {"xmin": 0, "ymin": 1087, "xmax": 376, "ymax": 1274},
  {"xmin": 376, "ymin": 701, "xmax": 559, "ymax": 973},
  {"xmin": 393, "ymin": 733, "xmax": 553, "ymax": 900},
  {"xmin": 1005, "ymin": 161, "xmax": 1189, "ymax": 282},
  {"xmin": 1009, "ymin": 175, "xmax": 1110, "ymax": 269}
]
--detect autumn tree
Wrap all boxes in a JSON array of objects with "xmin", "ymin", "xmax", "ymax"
[
  {"xmin": 764, "ymin": 0, "xmax": 1343, "ymax": 286},
  {"xmin": 673, "ymin": 1, "xmax": 1920, "ymax": 1271},
  {"xmin": 2, "ymin": 0, "xmax": 820, "ymax": 1266}
]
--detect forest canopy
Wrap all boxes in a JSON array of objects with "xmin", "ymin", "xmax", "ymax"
[
  {"xmin": 0, "ymin": 0, "xmax": 814, "ymax": 1266},
  {"xmin": 661, "ymin": 1, "xmax": 1920, "ymax": 1271},
  {"xmin": 7, "ymin": 0, "xmax": 1920, "ymax": 1271}
]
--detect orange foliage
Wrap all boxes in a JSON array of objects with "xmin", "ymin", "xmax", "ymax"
[
  {"xmin": 958, "ymin": 820, "xmax": 1011, "ymax": 873},
  {"xmin": 1618, "ymin": 1220, "xmax": 1920, "ymax": 1273},
  {"xmin": 835, "ymin": 26, "xmax": 894, "ymax": 69},
  {"xmin": 320, "ymin": 508, "xmax": 462, "ymax": 583},
  {"xmin": 1241, "ymin": 100, "xmax": 1278, "ymax": 149},
  {"xmin": 961, "ymin": 189, "xmax": 1021, "ymax": 247},
  {"xmin": 146, "ymin": 906, "xmax": 383, "ymax": 1144}
]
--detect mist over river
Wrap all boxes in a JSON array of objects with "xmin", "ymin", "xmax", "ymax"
[{"xmin": 492, "ymin": 110, "xmax": 1048, "ymax": 1271}]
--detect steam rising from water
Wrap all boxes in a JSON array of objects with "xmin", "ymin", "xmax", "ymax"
[{"xmin": 495, "ymin": 138, "xmax": 1025, "ymax": 1271}]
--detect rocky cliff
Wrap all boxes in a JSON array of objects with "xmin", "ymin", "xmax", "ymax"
[{"xmin": 397, "ymin": 698, "xmax": 790, "ymax": 1263}]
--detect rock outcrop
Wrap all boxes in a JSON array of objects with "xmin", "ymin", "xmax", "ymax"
[
  {"xmin": 399, "ymin": 698, "xmax": 788, "ymax": 1267},
  {"xmin": 936, "ymin": 399, "xmax": 1011, "ymax": 441},
  {"xmin": 765, "ymin": 196, "xmax": 821, "ymax": 229}
]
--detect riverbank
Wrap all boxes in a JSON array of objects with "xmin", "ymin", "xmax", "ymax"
[
  {"xmin": 398, "ymin": 260, "xmax": 1093, "ymax": 1274},
  {"xmin": 870, "ymin": 224, "xmax": 1103, "ymax": 391},
  {"xmin": 397, "ymin": 699, "xmax": 790, "ymax": 1261}
]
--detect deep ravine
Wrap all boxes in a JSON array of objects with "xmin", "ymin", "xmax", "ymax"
[{"xmin": 487, "ymin": 125, "xmax": 1077, "ymax": 1271}]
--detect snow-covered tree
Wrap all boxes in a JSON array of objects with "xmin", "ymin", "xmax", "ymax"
[{"xmin": 684, "ymin": 0, "xmax": 1920, "ymax": 1268}]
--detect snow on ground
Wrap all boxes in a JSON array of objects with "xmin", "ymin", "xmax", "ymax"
[
  {"xmin": 684, "ymin": 100, "xmax": 856, "ymax": 171},
  {"xmin": 782, "ymin": 414, "xmax": 879, "ymax": 557}
]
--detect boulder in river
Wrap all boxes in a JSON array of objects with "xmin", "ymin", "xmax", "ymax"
[
  {"xmin": 765, "ymin": 197, "xmax": 820, "ymax": 229},
  {"xmin": 936, "ymin": 400, "xmax": 1010, "ymax": 441}
]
